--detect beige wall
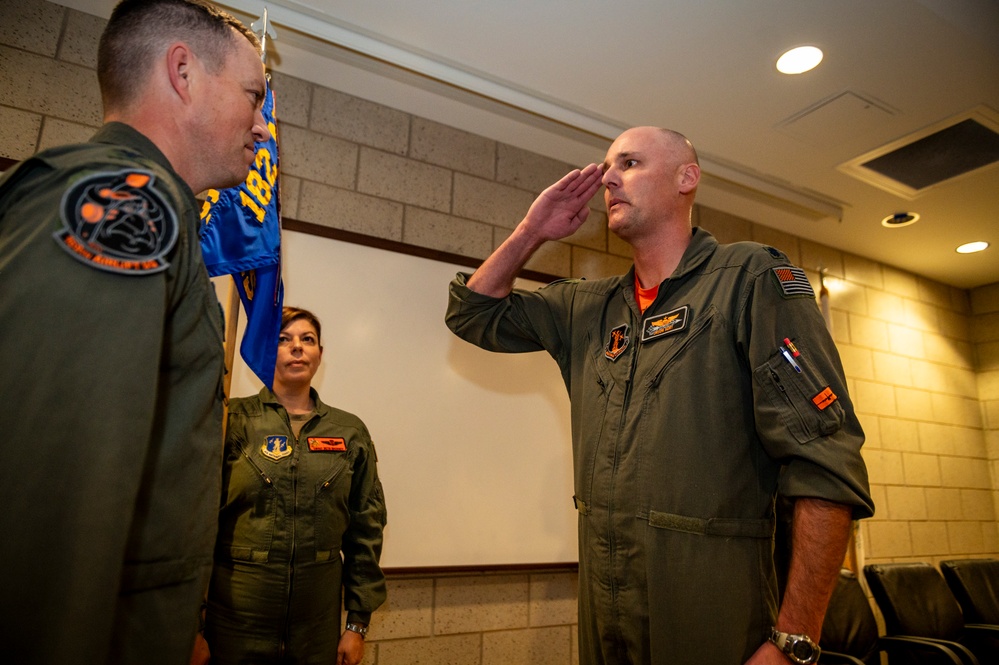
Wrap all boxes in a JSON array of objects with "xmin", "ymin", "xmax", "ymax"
[{"xmin": 3, "ymin": 1, "xmax": 997, "ymax": 662}]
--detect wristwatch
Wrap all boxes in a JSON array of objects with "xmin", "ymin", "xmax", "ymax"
[
  {"xmin": 769, "ymin": 628, "xmax": 820, "ymax": 664},
  {"xmin": 345, "ymin": 622, "xmax": 368, "ymax": 638}
]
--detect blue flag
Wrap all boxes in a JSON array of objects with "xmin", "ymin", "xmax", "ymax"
[{"xmin": 200, "ymin": 80, "xmax": 283, "ymax": 389}]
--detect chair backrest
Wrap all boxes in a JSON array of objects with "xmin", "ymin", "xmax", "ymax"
[
  {"xmin": 940, "ymin": 559, "xmax": 999, "ymax": 624},
  {"xmin": 864, "ymin": 562, "xmax": 965, "ymax": 641},
  {"xmin": 821, "ymin": 569, "xmax": 880, "ymax": 665}
]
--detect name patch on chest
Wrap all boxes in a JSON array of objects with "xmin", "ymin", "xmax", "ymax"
[
  {"xmin": 641, "ymin": 305, "xmax": 689, "ymax": 342},
  {"xmin": 308, "ymin": 437, "xmax": 346, "ymax": 452}
]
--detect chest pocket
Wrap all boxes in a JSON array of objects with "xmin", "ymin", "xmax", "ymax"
[
  {"xmin": 313, "ymin": 453, "xmax": 353, "ymax": 555},
  {"xmin": 754, "ymin": 349, "xmax": 845, "ymax": 444},
  {"xmin": 218, "ymin": 439, "xmax": 276, "ymax": 562},
  {"xmin": 642, "ymin": 306, "xmax": 717, "ymax": 390}
]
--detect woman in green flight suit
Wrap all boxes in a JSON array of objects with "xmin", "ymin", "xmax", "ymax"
[{"xmin": 205, "ymin": 306, "xmax": 387, "ymax": 665}]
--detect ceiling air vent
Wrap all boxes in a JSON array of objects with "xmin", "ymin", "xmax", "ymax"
[{"xmin": 839, "ymin": 106, "xmax": 999, "ymax": 199}]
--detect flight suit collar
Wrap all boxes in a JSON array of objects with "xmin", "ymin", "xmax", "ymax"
[
  {"xmin": 674, "ymin": 226, "xmax": 719, "ymax": 278},
  {"xmin": 257, "ymin": 386, "xmax": 332, "ymax": 418},
  {"xmin": 619, "ymin": 226, "xmax": 720, "ymax": 312},
  {"xmin": 89, "ymin": 122, "xmax": 194, "ymax": 200}
]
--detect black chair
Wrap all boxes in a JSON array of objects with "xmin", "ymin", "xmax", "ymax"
[
  {"xmin": 865, "ymin": 562, "xmax": 999, "ymax": 665},
  {"xmin": 821, "ymin": 568, "xmax": 966, "ymax": 664},
  {"xmin": 940, "ymin": 559, "xmax": 999, "ymax": 624}
]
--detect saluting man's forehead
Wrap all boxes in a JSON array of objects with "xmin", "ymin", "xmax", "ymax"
[{"xmin": 605, "ymin": 135, "xmax": 669, "ymax": 163}]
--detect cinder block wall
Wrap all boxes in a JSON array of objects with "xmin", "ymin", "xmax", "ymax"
[
  {"xmin": 972, "ymin": 285, "xmax": 999, "ymax": 534},
  {"xmin": 2, "ymin": 1, "xmax": 997, "ymax": 662}
]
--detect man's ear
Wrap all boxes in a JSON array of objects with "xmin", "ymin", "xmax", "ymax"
[
  {"xmin": 166, "ymin": 42, "xmax": 195, "ymax": 104},
  {"xmin": 678, "ymin": 162, "xmax": 700, "ymax": 194}
]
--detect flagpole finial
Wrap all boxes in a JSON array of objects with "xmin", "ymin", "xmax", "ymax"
[{"xmin": 251, "ymin": 7, "xmax": 278, "ymax": 64}]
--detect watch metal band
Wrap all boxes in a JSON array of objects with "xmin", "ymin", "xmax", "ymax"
[
  {"xmin": 345, "ymin": 622, "xmax": 368, "ymax": 638},
  {"xmin": 768, "ymin": 627, "xmax": 820, "ymax": 665}
]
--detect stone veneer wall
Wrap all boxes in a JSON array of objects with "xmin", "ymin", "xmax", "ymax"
[{"xmin": 2, "ymin": 1, "xmax": 997, "ymax": 662}]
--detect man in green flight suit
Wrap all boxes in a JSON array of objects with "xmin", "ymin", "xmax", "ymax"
[
  {"xmin": 446, "ymin": 127, "xmax": 873, "ymax": 665},
  {"xmin": 0, "ymin": 1, "xmax": 270, "ymax": 663}
]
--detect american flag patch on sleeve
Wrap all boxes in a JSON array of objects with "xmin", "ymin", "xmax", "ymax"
[{"xmin": 771, "ymin": 266, "xmax": 815, "ymax": 298}]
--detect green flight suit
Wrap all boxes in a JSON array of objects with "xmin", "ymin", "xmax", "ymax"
[
  {"xmin": 206, "ymin": 388, "xmax": 387, "ymax": 664},
  {"xmin": 0, "ymin": 123, "xmax": 225, "ymax": 664},
  {"xmin": 446, "ymin": 227, "xmax": 873, "ymax": 665}
]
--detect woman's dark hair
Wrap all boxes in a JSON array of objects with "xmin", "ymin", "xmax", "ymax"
[{"xmin": 281, "ymin": 306, "xmax": 322, "ymax": 346}]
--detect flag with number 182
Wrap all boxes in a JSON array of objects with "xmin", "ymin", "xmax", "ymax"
[{"xmin": 199, "ymin": 79, "xmax": 284, "ymax": 389}]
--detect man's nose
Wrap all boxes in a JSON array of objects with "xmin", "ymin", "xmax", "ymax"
[
  {"xmin": 253, "ymin": 109, "xmax": 271, "ymax": 143},
  {"xmin": 601, "ymin": 167, "xmax": 618, "ymax": 189}
]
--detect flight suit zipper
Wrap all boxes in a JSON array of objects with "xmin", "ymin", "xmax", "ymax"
[
  {"xmin": 769, "ymin": 368, "xmax": 809, "ymax": 436},
  {"xmin": 607, "ymin": 314, "xmax": 639, "ymax": 624},
  {"xmin": 239, "ymin": 447, "xmax": 273, "ymax": 487}
]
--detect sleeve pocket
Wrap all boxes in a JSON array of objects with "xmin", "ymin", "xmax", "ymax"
[{"xmin": 753, "ymin": 350, "xmax": 845, "ymax": 444}]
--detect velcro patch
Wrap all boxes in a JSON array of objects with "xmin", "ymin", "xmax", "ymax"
[
  {"xmin": 812, "ymin": 386, "xmax": 838, "ymax": 411},
  {"xmin": 54, "ymin": 169, "xmax": 177, "ymax": 274},
  {"xmin": 765, "ymin": 246, "xmax": 786, "ymax": 260},
  {"xmin": 772, "ymin": 266, "xmax": 815, "ymax": 298},
  {"xmin": 605, "ymin": 323, "xmax": 630, "ymax": 361},
  {"xmin": 308, "ymin": 437, "xmax": 346, "ymax": 452},
  {"xmin": 641, "ymin": 305, "xmax": 689, "ymax": 342},
  {"xmin": 261, "ymin": 435, "xmax": 291, "ymax": 461}
]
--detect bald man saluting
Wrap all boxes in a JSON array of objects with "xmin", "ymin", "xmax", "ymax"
[{"xmin": 447, "ymin": 126, "xmax": 873, "ymax": 665}]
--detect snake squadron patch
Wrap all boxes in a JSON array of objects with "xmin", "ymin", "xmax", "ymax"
[
  {"xmin": 641, "ymin": 305, "xmax": 689, "ymax": 342},
  {"xmin": 261, "ymin": 435, "xmax": 292, "ymax": 461},
  {"xmin": 605, "ymin": 323, "xmax": 630, "ymax": 361},
  {"xmin": 54, "ymin": 169, "xmax": 178, "ymax": 274}
]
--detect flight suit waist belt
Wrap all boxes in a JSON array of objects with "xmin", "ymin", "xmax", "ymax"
[{"xmin": 649, "ymin": 511, "xmax": 773, "ymax": 539}]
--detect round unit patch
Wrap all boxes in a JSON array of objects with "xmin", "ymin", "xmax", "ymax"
[{"xmin": 54, "ymin": 169, "xmax": 178, "ymax": 274}]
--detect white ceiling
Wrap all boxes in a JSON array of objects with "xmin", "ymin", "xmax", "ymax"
[{"xmin": 67, "ymin": 0, "xmax": 999, "ymax": 288}]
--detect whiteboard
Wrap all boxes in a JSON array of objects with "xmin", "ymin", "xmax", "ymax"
[{"xmin": 227, "ymin": 230, "xmax": 577, "ymax": 568}]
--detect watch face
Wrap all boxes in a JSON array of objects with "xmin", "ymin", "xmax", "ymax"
[{"xmin": 790, "ymin": 639, "xmax": 815, "ymax": 660}]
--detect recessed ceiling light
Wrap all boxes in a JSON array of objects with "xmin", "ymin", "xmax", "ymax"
[
  {"xmin": 956, "ymin": 241, "xmax": 989, "ymax": 254},
  {"xmin": 776, "ymin": 46, "xmax": 823, "ymax": 74},
  {"xmin": 881, "ymin": 211, "xmax": 919, "ymax": 228}
]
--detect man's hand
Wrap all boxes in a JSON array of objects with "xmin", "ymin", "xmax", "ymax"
[
  {"xmin": 520, "ymin": 163, "xmax": 604, "ymax": 244},
  {"xmin": 467, "ymin": 163, "xmax": 603, "ymax": 297},
  {"xmin": 336, "ymin": 628, "xmax": 365, "ymax": 665},
  {"xmin": 189, "ymin": 632, "xmax": 210, "ymax": 665}
]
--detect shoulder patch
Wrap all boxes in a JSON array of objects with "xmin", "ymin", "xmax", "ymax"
[
  {"xmin": 764, "ymin": 246, "xmax": 786, "ymax": 260},
  {"xmin": 53, "ymin": 169, "xmax": 178, "ymax": 274},
  {"xmin": 771, "ymin": 266, "xmax": 815, "ymax": 299}
]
